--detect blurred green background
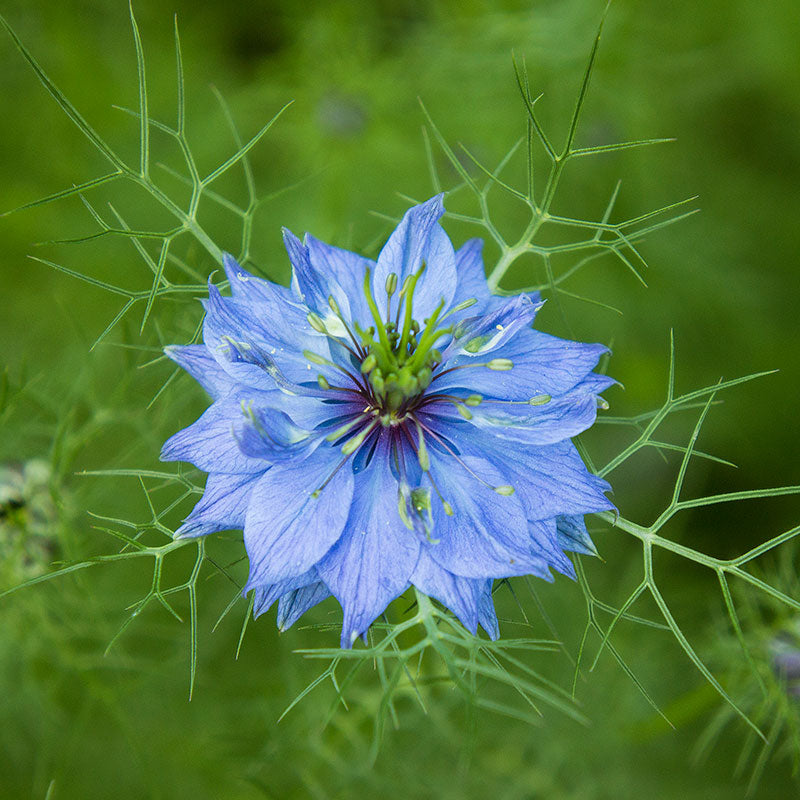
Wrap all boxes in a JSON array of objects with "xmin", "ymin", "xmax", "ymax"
[{"xmin": 1, "ymin": 0, "xmax": 799, "ymax": 797}]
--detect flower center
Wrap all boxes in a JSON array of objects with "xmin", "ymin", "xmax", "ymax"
[
  {"xmin": 302, "ymin": 269, "xmax": 516, "ymax": 506},
  {"xmin": 352, "ymin": 264, "xmax": 453, "ymax": 420}
]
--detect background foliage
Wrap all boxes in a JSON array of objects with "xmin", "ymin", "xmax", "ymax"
[{"xmin": 1, "ymin": 1, "xmax": 799, "ymax": 798}]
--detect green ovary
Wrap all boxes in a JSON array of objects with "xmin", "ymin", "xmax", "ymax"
[{"xmin": 357, "ymin": 264, "xmax": 446, "ymax": 415}]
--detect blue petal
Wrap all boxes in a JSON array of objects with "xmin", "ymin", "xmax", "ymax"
[
  {"xmin": 425, "ymin": 454, "xmax": 553, "ymax": 580},
  {"xmin": 283, "ymin": 233, "xmax": 364, "ymax": 339},
  {"xmin": 470, "ymin": 393, "xmax": 599, "ymax": 446},
  {"xmin": 529, "ymin": 518, "xmax": 574, "ymax": 577},
  {"xmin": 164, "ymin": 344, "xmax": 231, "ymax": 399},
  {"xmin": 477, "ymin": 582, "xmax": 500, "ymax": 640},
  {"xmin": 203, "ymin": 280, "xmax": 338, "ymax": 389},
  {"xmin": 243, "ymin": 445, "xmax": 354, "ymax": 587},
  {"xmin": 252, "ymin": 567, "xmax": 317, "ymax": 616},
  {"xmin": 306, "ymin": 233, "xmax": 373, "ymax": 326},
  {"xmin": 451, "ymin": 239, "xmax": 493, "ymax": 310},
  {"xmin": 160, "ymin": 398, "xmax": 268, "ymax": 473},
  {"xmin": 176, "ymin": 471, "xmax": 262, "ymax": 538},
  {"xmin": 411, "ymin": 553, "xmax": 481, "ymax": 635},
  {"xmin": 451, "ymin": 239, "xmax": 540, "ymax": 314},
  {"xmin": 436, "ymin": 328, "xmax": 608, "ymax": 401},
  {"xmin": 222, "ymin": 252, "xmax": 294, "ymax": 304},
  {"xmin": 251, "ymin": 570, "xmax": 332, "ymax": 631},
  {"xmin": 269, "ymin": 395, "xmax": 365, "ymax": 432},
  {"xmin": 317, "ymin": 438, "xmax": 421, "ymax": 647},
  {"xmin": 235, "ymin": 406, "xmax": 316, "ymax": 462},
  {"xmin": 556, "ymin": 515, "xmax": 598, "ymax": 556},
  {"xmin": 499, "ymin": 440, "xmax": 613, "ymax": 520},
  {"xmin": 373, "ymin": 195, "xmax": 457, "ymax": 322},
  {"xmin": 446, "ymin": 294, "xmax": 542, "ymax": 359},
  {"xmin": 284, "ymin": 228, "xmax": 329, "ymax": 309},
  {"xmin": 283, "ymin": 229, "xmax": 356, "ymax": 334},
  {"xmin": 277, "ymin": 581, "xmax": 331, "ymax": 631},
  {"xmin": 432, "ymin": 425, "xmax": 613, "ymax": 521},
  {"xmin": 429, "ymin": 374, "xmax": 611, "ymax": 446}
]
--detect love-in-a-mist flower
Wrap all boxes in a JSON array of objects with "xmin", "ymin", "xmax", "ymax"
[{"xmin": 162, "ymin": 195, "xmax": 613, "ymax": 647}]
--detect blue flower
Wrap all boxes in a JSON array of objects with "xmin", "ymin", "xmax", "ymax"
[{"xmin": 162, "ymin": 195, "xmax": 613, "ymax": 647}]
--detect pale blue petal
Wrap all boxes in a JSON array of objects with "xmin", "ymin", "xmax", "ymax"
[
  {"xmin": 317, "ymin": 439, "xmax": 421, "ymax": 647},
  {"xmin": 203, "ymin": 280, "xmax": 338, "ymax": 388},
  {"xmin": 436, "ymin": 329, "xmax": 608, "ymax": 401},
  {"xmin": 411, "ymin": 553, "xmax": 481, "ymax": 635},
  {"xmin": 160, "ymin": 398, "xmax": 267, "ymax": 473},
  {"xmin": 243, "ymin": 445, "xmax": 354, "ymax": 587},
  {"xmin": 425, "ymin": 455, "xmax": 553, "ymax": 580},
  {"xmin": 222, "ymin": 252, "xmax": 294, "ymax": 304},
  {"xmin": 556, "ymin": 515, "xmax": 598, "ymax": 556},
  {"xmin": 429, "ymin": 375, "xmax": 610, "ymax": 446},
  {"xmin": 277, "ymin": 581, "xmax": 331, "ymax": 631},
  {"xmin": 477, "ymin": 582, "xmax": 500, "ymax": 640},
  {"xmin": 445, "ymin": 294, "xmax": 542, "ymax": 359},
  {"xmin": 164, "ymin": 344, "xmax": 231, "ymax": 399},
  {"xmin": 432, "ymin": 426, "xmax": 613, "ymax": 521},
  {"xmin": 283, "ymin": 229, "xmax": 358, "ymax": 335},
  {"xmin": 529, "ymin": 518, "xmax": 574, "ymax": 577},
  {"xmin": 373, "ymin": 195, "xmax": 457, "ymax": 322},
  {"xmin": 235, "ymin": 406, "xmax": 316, "ymax": 462},
  {"xmin": 306, "ymin": 233, "xmax": 373, "ymax": 326},
  {"xmin": 252, "ymin": 567, "xmax": 317, "ymax": 617},
  {"xmin": 176, "ymin": 471, "xmax": 261, "ymax": 538}
]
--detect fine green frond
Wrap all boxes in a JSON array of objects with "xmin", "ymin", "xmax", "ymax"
[
  {"xmin": 1, "ymin": 172, "xmax": 124, "ymax": 217},
  {"xmin": 598, "ymin": 345, "xmax": 776, "ymax": 480},
  {"xmin": 668, "ymin": 386, "xmax": 719, "ymax": 507},
  {"xmin": 0, "ymin": 13, "xmax": 130, "ymax": 173},
  {"xmin": 201, "ymin": 102, "xmax": 294, "ymax": 188},
  {"xmin": 0, "ymin": 549, "xmax": 153, "ymax": 600},
  {"xmin": 28, "ymin": 256, "xmax": 134, "ymax": 298},
  {"xmin": 589, "ymin": 580, "xmax": 648, "ymax": 670},
  {"xmin": 671, "ymin": 485, "xmax": 800, "ymax": 514},
  {"xmin": 128, "ymin": 2, "xmax": 150, "ymax": 179},
  {"xmin": 1, "ymin": 11, "xmax": 299, "ymax": 345},
  {"xmin": 289, "ymin": 589, "xmax": 582, "ymax": 730},
  {"xmin": 431, "ymin": 44, "xmax": 701, "ymax": 295},
  {"xmin": 511, "ymin": 52, "xmax": 555, "ymax": 161},
  {"xmin": 569, "ymin": 137, "xmax": 676, "ymax": 157},
  {"xmin": 421, "ymin": 124, "xmax": 443, "ymax": 194},
  {"xmin": 141, "ymin": 239, "xmax": 171, "ymax": 332},
  {"xmin": 173, "ymin": 15, "xmax": 185, "ymax": 136},
  {"xmin": 586, "ymin": 350, "xmax": 798, "ymax": 743},
  {"xmin": 459, "ymin": 142, "xmax": 529, "ymax": 204},
  {"xmin": 210, "ymin": 84, "xmax": 259, "ymax": 260},
  {"xmin": 551, "ymin": 287, "xmax": 624, "ymax": 315},
  {"xmin": 562, "ymin": 0, "xmax": 610, "ymax": 157},
  {"xmin": 731, "ymin": 524, "xmax": 800, "ymax": 567},
  {"xmin": 91, "ymin": 299, "xmax": 137, "ymax": 351},
  {"xmin": 419, "ymin": 101, "xmax": 481, "ymax": 197},
  {"xmin": 574, "ymin": 559, "xmax": 671, "ymax": 723},
  {"xmin": 715, "ymin": 570, "xmax": 767, "ymax": 696},
  {"xmin": 648, "ymin": 574, "xmax": 766, "ymax": 742}
]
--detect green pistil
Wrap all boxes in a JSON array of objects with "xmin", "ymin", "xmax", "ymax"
[
  {"xmin": 413, "ymin": 419, "xmax": 430, "ymax": 471},
  {"xmin": 403, "ymin": 298, "xmax": 445, "ymax": 374},
  {"xmin": 398, "ymin": 266, "xmax": 424, "ymax": 357},
  {"xmin": 357, "ymin": 262, "xmax": 457, "ymax": 410},
  {"xmin": 341, "ymin": 420, "xmax": 378, "ymax": 455},
  {"xmin": 363, "ymin": 268, "xmax": 397, "ymax": 370},
  {"xmin": 326, "ymin": 414, "xmax": 370, "ymax": 443}
]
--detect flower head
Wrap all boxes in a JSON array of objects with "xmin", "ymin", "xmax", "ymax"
[{"xmin": 162, "ymin": 195, "xmax": 613, "ymax": 646}]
